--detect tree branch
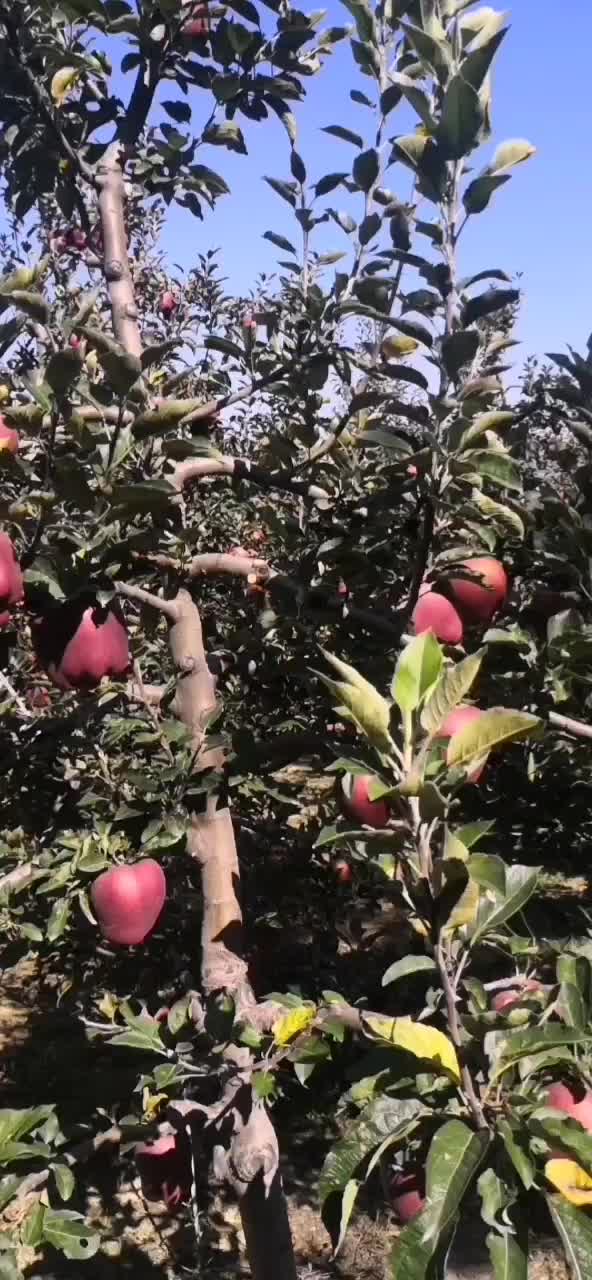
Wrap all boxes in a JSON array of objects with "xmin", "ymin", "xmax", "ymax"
[
  {"xmin": 95, "ymin": 143, "xmax": 142, "ymax": 356},
  {"xmin": 171, "ymin": 455, "xmax": 329, "ymax": 500},
  {"xmin": 548, "ymin": 711, "xmax": 592, "ymax": 741}
]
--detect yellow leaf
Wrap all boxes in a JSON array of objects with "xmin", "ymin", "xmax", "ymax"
[
  {"xmin": 381, "ymin": 334, "xmax": 419, "ymax": 359},
  {"xmin": 545, "ymin": 1159, "xmax": 592, "ymax": 1206},
  {"xmin": 51, "ymin": 67, "xmax": 80, "ymax": 107},
  {"xmin": 0, "ymin": 384, "xmax": 10, "ymax": 403},
  {"xmin": 143, "ymin": 1092, "xmax": 168, "ymax": 1121},
  {"xmin": 273, "ymin": 1005, "xmax": 316, "ymax": 1046},
  {"xmin": 362, "ymin": 1014, "xmax": 460, "ymax": 1082}
]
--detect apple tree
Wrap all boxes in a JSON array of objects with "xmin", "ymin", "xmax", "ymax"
[{"xmin": 1, "ymin": 1, "xmax": 592, "ymax": 1279}]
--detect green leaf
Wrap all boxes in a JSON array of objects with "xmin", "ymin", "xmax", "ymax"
[
  {"xmin": 497, "ymin": 1119, "xmax": 535, "ymax": 1190},
  {"xmin": 469, "ymin": 493, "xmax": 525, "ymax": 540},
  {"xmin": 547, "ymin": 1194, "xmax": 592, "ymax": 1279},
  {"xmin": 51, "ymin": 1163, "xmax": 75, "ymax": 1201},
  {"xmin": 328, "ymin": 1178, "xmax": 361, "ymax": 1257},
  {"xmin": 264, "ymin": 176, "xmax": 298, "ymax": 207},
  {"xmin": 441, "ymin": 329, "xmax": 480, "ymax": 379},
  {"xmin": 314, "ymin": 171, "xmax": 348, "ymax": 196},
  {"xmin": 471, "ymin": 865, "xmax": 540, "ymax": 946},
  {"xmin": 46, "ymin": 897, "xmax": 71, "ymax": 942},
  {"xmin": 437, "ymin": 74, "xmax": 484, "ymax": 159},
  {"xmin": 461, "ymin": 24, "xmax": 508, "ymax": 92},
  {"xmin": 392, "ymin": 1121, "xmax": 489, "ymax": 1278},
  {"xmin": 319, "ymin": 1095, "xmax": 423, "ymax": 1206},
  {"xmin": 352, "ymin": 147, "xmax": 379, "ymax": 192},
  {"xmin": 423, "ymin": 1120, "xmax": 490, "ymax": 1242},
  {"xmin": 454, "ymin": 820, "xmax": 495, "ymax": 849},
  {"xmin": 21, "ymin": 1202, "xmax": 46, "ymax": 1248},
  {"xmin": 456, "ymin": 450, "xmax": 520, "ymax": 488},
  {"xmin": 458, "ymin": 410, "xmax": 515, "ymax": 449},
  {"xmin": 468, "ymin": 853, "xmax": 507, "ymax": 896},
  {"xmin": 487, "ymin": 1227, "xmax": 527, "ymax": 1280},
  {"xmin": 42, "ymin": 1210, "xmax": 100, "ymax": 1260},
  {"xmin": 392, "ymin": 632, "xmax": 442, "ymax": 715},
  {"xmin": 203, "ymin": 121, "xmax": 247, "ymax": 153},
  {"xmin": 322, "ymin": 124, "xmax": 364, "ymax": 147},
  {"xmin": 0, "ymin": 1107, "xmax": 54, "ymax": 1146},
  {"xmin": 359, "ymin": 212, "xmax": 381, "ymax": 245},
  {"xmin": 109, "ymin": 480, "xmax": 176, "ymax": 512},
  {"xmin": 106, "ymin": 1011, "xmax": 168, "ymax": 1055},
  {"xmin": 0, "ymin": 1175, "xmax": 25, "ymax": 1212},
  {"xmin": 379, "ymin": 364, "xmax": 429, "ymax": 391},
  {"xmin": 462, "ymin": 288, "xmax": 520, "ymax": 327},
  {"xmin": 318, "ymin": 650, "xmax": 393, "ymax": 752},
  {"xmin": 382, "ymin": 955, "xmax": 437, "ymax": 987},
  {"xmin": 399, "ymin": 21, "xmax": 451, "ymax": 82},
  {"xmin": 340, "ymin": 0, "xmax": 376, "ymax": 42},
  {"xmin": 446, "ymin": 709, "xmax": 542, "ymax": 770},
  {"xmin": 99, "ymin": 349, "xmax": 142, "ymax": 396},
  {"xmin": 163, "ymin": 98, "xmax": 191, "ymax": 123},
  {"xmin": 263, "ymin": 230, "xmax": 297, "ymax": 255},
  {"xmin": 463, "ymin": 174, "xmax": 510, "ymax": 215},
  {"xmin": 203, "ymin": 336, "xmax": 243, "ymax": 358},
  {"xmin": 421, "ymin": 651, "xmax": 484, "ymax": 735}
]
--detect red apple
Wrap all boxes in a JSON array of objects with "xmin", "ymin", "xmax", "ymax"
[
  {"xmin": 134, "ymin": 1135, "xmax": 191, "ymax": 1211},
  {"xmin": 342, "ymin": 773, "xmax": 390, "ymax": 829},
  {"xmin": 434, "ymin": 705, "xmax": 484, "ymax": 782},
  {"xmin": 334, "ymin": 858, "xmax": 352, "ymax": 884},
  {"xmin": 34, "ymin": 598, "xmax": 130, "ymax": 690},
  {"xmin": 183, "ymin": 10, "xmax": 209, "ymax": 38},
  {"xmin": 67, "ymin": 227, "xmax": 87, "ymax": 250},
  {"xmin": 91, "ymin": 859, "xmax": 166, "ymax": 946},
  {"xmin": 547, "ymin": 1082, "xmax": 592, "ymax": 1133},
  {"xmin": 492, "ymin": 980, "xmax": 544, "ymax": 1013},
  {"xmin": 160, "ymin": 290, "xmax": 177, "ymax": 316},
  {"xmin": 446, "ymin": 557, "xmax": 508, "ymax": 625},
  {"xmin": 0, "ymin": 533, "xmax": 23, "ymax": 613},
  {"xmin": 412, "ymin": 590, "xmax": 464, "ymax": 645},
  {"xmin": 0, "ymin": 418, "xmax": 19, "ymax": 455},
  {"xmin": 390, "ymin": 1171, "xmax": 425, "ymax": 1223}
]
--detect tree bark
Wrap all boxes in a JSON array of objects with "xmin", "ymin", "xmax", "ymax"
[
  {"xmin": 121, "ymin": 586, "xmax": 298, "ymax": 1280},
  {"xmin": 95, "ymin": 143, "xmax": 142, "ymax": 357}
]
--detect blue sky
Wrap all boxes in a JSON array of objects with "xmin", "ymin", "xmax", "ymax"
[{"xmin": 158, "ymin": 0, "xmax": 592, "ymax": 368}]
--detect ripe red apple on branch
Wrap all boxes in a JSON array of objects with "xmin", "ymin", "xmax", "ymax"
[
  {"xmin": 491, "ymin": 979, "xmax": 545, "ymax": 1013},
  {"xmin": 134, "ymin": 1134, "xmax": 191, "ymax": 1211},
  {"xmin": 160, "ymin": 290, "xmax": 177, "ymax": 317},
  {"xmin": 547, "ymin": 1082, "xmax": 592, "ymax": 1133},
  {"xmin": 182, "ymin": 6, "xmax": 210, "ymax": 38},
  {"xmin": 0, "ymin": 532, "xmax": 23, "ymax": 627},
  {"xmin": 0, "ymin": 417, "xmax": 19, "ymax": 455},
  {"xmin": 33, "ymin": 596, "xmax": 130, "ymax": 689},
  {"xmin": 412, "ymin": 589, "xmax": 464, "ymax": 645},
  {"xmin": 90, "ymin": 859, "xmax": 166, "ymax": 946},
  {"xmin": 341, "ymin": 773, "xmax": 390, "ymax": 828},
  {"xmin": 389, "ymin": 1170, "xmax": 425, "ymax": 1223},
  {"xmin": 445, "ymin": 557, "xmax": 508, "ymax": 624}
]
